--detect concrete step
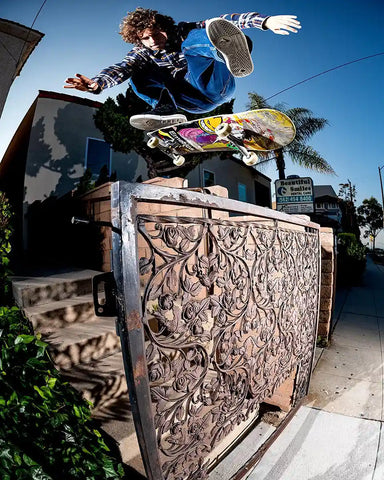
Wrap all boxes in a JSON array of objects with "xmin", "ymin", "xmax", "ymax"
[
  {"xmin": 11, "ymin": 269, "xmax": 146, "ymax": 476},
  {"xmin": 25, "ymin": 293, "xmax": 96, "ymax": 333},
  {"xmin": 47, "ymin": 325, "xmax": 145, "ymax": 476},
  {"xmin": 46, "ymin": 316, "xmax": 120, "ymax": 370},
  {"xmin": 12, "ymin": 269, "xmax": 100, "ymax": 308},
  {"xmin": 93, "ymin": 396, "xmax": 146, "ymax": 477},
  {"xmin": 55, "ymin": 331, "xmax": 146, "ymax": 476},
  {"xmin": 62, "ymin": 351, "xmax": 128, "ymax": 411},
  {"xmin": 37, "ymin": 307, "xmax": 143, "ymax": 472}
]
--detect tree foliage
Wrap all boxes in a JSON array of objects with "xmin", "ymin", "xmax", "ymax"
[
  {"xmin": 338, "ymin": 182, "xmax": 356, "ymax": 204},
  {"xmin": 337, "ymin": 182, "xmax": 360, "ymax": 239},
  {"xmin": 336, "ymin": 232, "xmax": 366, "ymax": 284},
  {"xmin": 0, "ymin": 192, "xmax": 13, "ymax": 305},
  {"xmin": 247, "ymin": 92, "xmax": 334, "ymax": 179},
  {"xmin": 357, "ymin": 197, "xmax": 383, "ymax": 249},
  {"xmin": 94, "ymin": 86, "xmax": 234, "ymax": 178},
  {"xmin": 0, "ymin": 307, "xmax": 124, "ymax": 479},
  {"xmin": 73, "ymin": 167, "xmax": 117, "ymax": 197}
]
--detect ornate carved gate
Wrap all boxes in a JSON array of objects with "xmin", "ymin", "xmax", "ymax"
[{"xmin": 110, "ymin": 181, "xmax": 320, "ymax": 480}]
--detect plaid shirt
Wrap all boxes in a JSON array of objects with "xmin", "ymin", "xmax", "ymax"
[{"xmin": 92, "ymin": 12, "xmax": 269, "ymax": 91}]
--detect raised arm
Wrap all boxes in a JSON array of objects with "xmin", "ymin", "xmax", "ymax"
[
  {"xmin": 64, "ymin": 50, "xmax": 142, "ymax": 95},
  {"xmin": 207, "ymin": 12, "xmax": 301, "ymax": 35}
]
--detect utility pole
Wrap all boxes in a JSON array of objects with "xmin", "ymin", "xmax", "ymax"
[
  {"xmin": 339, "ymin": 180, "xmax": 354, "ymax": 229},
  {"xmin": 347, "ymin": 179, "xmax": 353, "ymax": 203}
]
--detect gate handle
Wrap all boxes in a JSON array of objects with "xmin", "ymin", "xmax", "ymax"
[{"xmin": 92, "ymin": 272, "xmax": 118, "ymax": 317}]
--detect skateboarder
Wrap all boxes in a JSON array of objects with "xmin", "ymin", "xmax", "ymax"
[{"xmin": 64, "ymin": 8, "xmax": 301, "ymax": 130}]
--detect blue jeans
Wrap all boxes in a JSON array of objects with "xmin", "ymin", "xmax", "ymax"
[{"xmin": 129, "ymin": 28, "xmax": 236, "ymax": 114}]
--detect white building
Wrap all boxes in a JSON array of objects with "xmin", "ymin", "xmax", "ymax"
[
  {"xmin": 313, "ymin": 185, "xmax": 342, "ymax": 227},
  {"xmin": 0, "ymin": 18, "xmax": 43, "ymax": 118}
]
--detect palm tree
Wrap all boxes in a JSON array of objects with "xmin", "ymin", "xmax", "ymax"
[{"xmin": 247, "ymin": 92, "xmax": 335, "ymax": 179}]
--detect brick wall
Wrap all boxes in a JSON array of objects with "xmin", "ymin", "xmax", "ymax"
[
  {"xmin": 80, "ymin": 182, "xmax": 113, "ymax": 272},
  {"xmin": 318, "ymin": 227, "xmax": 336, "ymax": 340},
  {"xmin": 79, "ymin": 177, "xmax": 229, "ymax": 272}
]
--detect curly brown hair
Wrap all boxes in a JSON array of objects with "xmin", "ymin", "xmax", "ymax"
[{"xmin": 119, "ymin": 7, "xmax": 176, "ymax": 44}]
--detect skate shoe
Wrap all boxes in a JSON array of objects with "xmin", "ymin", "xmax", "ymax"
[
  {"xmin": 206, "ymin": 18, "xmax": 254, "ymax": 77},
  {"xmin": 130, "ymin": 103, "xmax": 187, "ymax": 131}
]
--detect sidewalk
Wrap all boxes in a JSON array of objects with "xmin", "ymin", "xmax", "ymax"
[{"xmin": 246, "ymin": 255, "xmax": 384, "ymax": 480}]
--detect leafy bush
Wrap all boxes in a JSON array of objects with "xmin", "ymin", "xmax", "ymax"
[
  {"xmin": 74, "ymin": 166, "xmax": 116, "ymax": 197},
  {"xmin": 0, "ymin": 306, "xmax": 124, "ymax": 479},
  {"xmin": 337, "ymin": 232, "xmax": 366, "ymax": 284},
  {"xmin": 0, "ymin": 192, "xmax": 124, "ymax": 479},
  {"xmin": 0, "ymin": 192, "xmax": 13, "ymax": 305},
  {"xmin": 316, "ymin": 335, "xmax": 329, "ymax": 348}
]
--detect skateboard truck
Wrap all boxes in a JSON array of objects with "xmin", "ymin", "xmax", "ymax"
[
  {"xmin": 147, "ymin": 136, "xmax": 185, "ymax": 166},
  {"xmin": 215, "ymin": 123, "xmax": 258, "ymax": 166}
]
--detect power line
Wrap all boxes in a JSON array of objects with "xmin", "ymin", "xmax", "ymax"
[
  {"xmin": 266, "ymin": 52, "xmax": 384, "ymax": 100},
  {"xmin": 14, "ymin": 0, "xmax": 48, "ymax": 70},
  {"xmin": 29, "ymin": 0, "xmax": 49, "ymax": 30}
]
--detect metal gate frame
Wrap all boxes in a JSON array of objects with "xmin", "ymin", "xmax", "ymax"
[{"xmin": 109, "ymin": 181, "xmax": 321, "ymax": 480}]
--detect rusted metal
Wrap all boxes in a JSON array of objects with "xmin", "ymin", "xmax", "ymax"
[
  {"xmin": 128, "ymin": 310, "xmax": 142, "ymax": 331},
  {"xmin": 111, "ymin": 181, "xmax": 321, "ymax": 480}
]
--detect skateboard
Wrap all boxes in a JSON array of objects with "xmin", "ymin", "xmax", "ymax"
[{"xmin": 146, "ymin": 108, "xmax": 296, "ymax": 167}]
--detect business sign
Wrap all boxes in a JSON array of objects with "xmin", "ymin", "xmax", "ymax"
[{"xmin": 275, "ymin": 177, "xmax": 314, "ymax": 214}]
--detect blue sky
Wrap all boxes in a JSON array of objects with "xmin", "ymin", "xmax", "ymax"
[{"xmin": 1, "ymin": 0, "xmax": 384, "ymax": 244}]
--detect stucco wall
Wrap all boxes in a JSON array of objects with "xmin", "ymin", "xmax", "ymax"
[
  {"xmin": 24, "ymin": 95, "xmax": 149, "ymax": 199},
  {"xmin": 22, "ymin": 93, "xmax": 148, "ymax": 249},
  {"xmin": 0, "ymin": 19, "xmax": 43, "ymax": 117},
  {"xmin": 186, "ymin": 156, "xmax": 271, "ymax": 205}
]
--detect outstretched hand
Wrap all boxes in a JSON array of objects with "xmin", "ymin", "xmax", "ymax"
[
  {"xmin": 64, "ymin": 74, "xmax": 99, "ymax": 92},
  {"xmin": 265, "ymin": 15, "xmax": 301, "ymax": 35}
]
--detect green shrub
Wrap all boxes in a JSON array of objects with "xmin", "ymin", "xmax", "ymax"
[
  {"xmin": 316, "ymin": 335, "xmax": 329, "ymax": 348},
  {"xmin": 74, "ymin": 168, "xmax": 95, "ymax": 196},
  {"xmin": 337, "ymin": 232, "xmax": 366, "ymax": 285},
  {"xmin": 0, "ymin": 191, "xmax": 124, "ymax": 478},
  {"xmin": 0, "ymin": 306, "xmax": 124, "ymax": 479},
  {"xmin": 0, "ymin": 192, "xmax": 13, "ymax": 305}
]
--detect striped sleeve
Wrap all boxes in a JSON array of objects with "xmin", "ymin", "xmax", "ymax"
[
  {"xmin": 91, "ymin": 48, "xmax": 148, "ymax": 90},
  {"xmin": 201, "ymin": 12, "xmax": 269, "ymax": 30}
]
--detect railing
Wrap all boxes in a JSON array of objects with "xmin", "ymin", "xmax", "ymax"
[{"xmin": 110, "ymin": 181, "xmax": 321, "ymax": 480}]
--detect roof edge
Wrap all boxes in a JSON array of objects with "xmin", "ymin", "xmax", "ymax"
[
  {"xmin": 38, "ymin": 90, "xmax": 103, "ymax": 108},
  {"xmin": 0, "ymin": 18, "xmax": 44, "ymax": 39}
]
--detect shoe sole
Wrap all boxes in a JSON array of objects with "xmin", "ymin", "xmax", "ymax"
[
  {"xmin": 206, "ymin": 18, "xmax": 254, "ymax": 78},
  {"xmin": 129, "ymin": 113, "xmax": 187, "ymax": 131}
]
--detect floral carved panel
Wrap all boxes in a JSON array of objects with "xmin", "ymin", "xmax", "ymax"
[{"xmin": 137, "ymin": 215, "xmax": 320, "ymax": 480}]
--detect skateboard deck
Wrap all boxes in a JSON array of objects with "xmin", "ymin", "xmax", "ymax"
[{"xmin": 146, "ymin": 108, "xmax": 296, "ymax": 166}]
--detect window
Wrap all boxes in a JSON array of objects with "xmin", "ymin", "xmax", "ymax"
[
  {"xmin": 203, "ymin": 170, "xmax": 215, "ymax": 187},
  {"xmin": 85, "ymin": 138, "xmax": 111, "ymax": 178},
  {"xmin": 238, "ymin": 182, "xmax": 247, "ymax": 202},
  {"xmin": 255, "ymin": 182, "xmax": 271, "ymax": 207}
]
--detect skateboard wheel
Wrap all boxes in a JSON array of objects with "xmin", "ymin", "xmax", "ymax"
[
  {"xmin": 173, "ymin": 155, "xmax": 185, "ymax": 167},
  {"xmin": 215, "ymin": 122, "xmax": 232, "ymax": 138},
  {"xmin": 243, "ymin": 152, "xmax": 259, "ymax": 166},
  {"xmin": 147, "ymin": 137, "xmax": 159, "ymax": 149}
]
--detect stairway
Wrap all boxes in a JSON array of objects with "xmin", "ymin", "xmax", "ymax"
[{"xmin": 11, "ymin": 268, "xmax": 146, "ymax": 477}]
